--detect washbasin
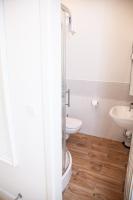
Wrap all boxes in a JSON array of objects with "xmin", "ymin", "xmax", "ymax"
[{"xmin": 109, "ymin": 106, "xmax": 133, "ymax": 130}]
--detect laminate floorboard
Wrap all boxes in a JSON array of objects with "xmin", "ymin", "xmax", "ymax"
[{"xmin": 63, "ymin": 133, "xmax": 129, "ymax": 200}]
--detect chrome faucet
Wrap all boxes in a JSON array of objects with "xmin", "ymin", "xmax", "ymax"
[{"xmin": 129, "ymin": 103, "xmax": 133, "ymax": 111}]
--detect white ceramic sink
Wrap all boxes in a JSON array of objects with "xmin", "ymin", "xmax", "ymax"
[{"xmin": 109, "ymin": 106, "xmax": 133, "ymax": 130}]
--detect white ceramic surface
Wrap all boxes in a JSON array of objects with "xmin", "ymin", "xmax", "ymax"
[
  {"xmin": 109, "ymin": 106, "xmax": 133, "ymax": 130},
  {"xmin": 62, "ymin": 151, "xmax": 72, "ymax": 192},
  {"xmin": 66, "ymin": 117, "xmax": 82, "ymax": 134}
]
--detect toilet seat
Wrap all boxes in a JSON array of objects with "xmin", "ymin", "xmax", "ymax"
[{"xmin": 66, "ymin": 117, "xmax": 82, "ymax": 134}]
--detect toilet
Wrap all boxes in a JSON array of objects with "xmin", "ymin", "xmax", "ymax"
[{"xmin": 66, "ymin": 117, "xmax": 82, "ymax": 139}]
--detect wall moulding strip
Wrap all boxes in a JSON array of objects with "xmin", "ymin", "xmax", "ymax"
[{"xmin": 67, "ymin": 79, "xmax": 133, "ymax": 101}]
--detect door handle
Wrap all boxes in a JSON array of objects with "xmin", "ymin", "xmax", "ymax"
[{"xmin": 65, "ymin": 89, "xmax": 71, "ymax": 107}]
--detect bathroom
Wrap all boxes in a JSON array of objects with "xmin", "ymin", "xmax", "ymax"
[
  {"xmin": 62, "ymin": 0, "xmax": 133, "ymax": 199},
  {"xmin": 0, "ymin": 0, "xmax": 133, "ymax": 199}
]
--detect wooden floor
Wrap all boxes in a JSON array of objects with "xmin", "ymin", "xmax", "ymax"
[{"xmin": 63, "ymin": 133, "xmax": 129, "ymax": 200}]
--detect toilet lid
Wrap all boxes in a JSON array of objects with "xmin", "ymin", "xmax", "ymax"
[{"xmin": 66, "ymin": 117, "xmax": 82, "ymax": 129}]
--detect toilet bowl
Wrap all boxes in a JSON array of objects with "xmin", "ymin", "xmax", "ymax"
[{"xmin": 66, "ymin": 117, "xmax": 82, "ymax": 135}]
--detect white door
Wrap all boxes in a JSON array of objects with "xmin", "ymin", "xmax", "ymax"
[{"xmin": 0, "ymin": 0, "xmax": 62, "ymax": 199}]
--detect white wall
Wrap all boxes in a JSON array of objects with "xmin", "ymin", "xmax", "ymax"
[
  {"xmin": 63, "ymin": 0, "xmax": 133, "ymax": 141},
  {"xmin": 63, "ymin": 0, "xmax": 133, "ymax": 83}
]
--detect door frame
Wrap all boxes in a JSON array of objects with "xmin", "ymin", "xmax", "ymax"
[{"xmin": 39, "ymin": 0, "xmax": 62, "ymax": 199}]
